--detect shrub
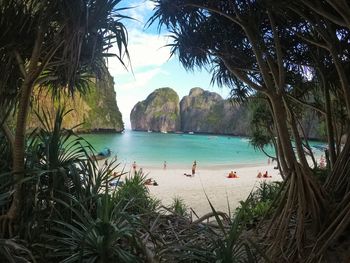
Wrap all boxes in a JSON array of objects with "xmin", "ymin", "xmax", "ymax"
[
  {"xmin": 235, "ymin": 181, "xmax": 283, "ymax": 228},
  {"xmin": 170, "ymin": 196, "xmax": 188, "ymax": 216},
  {"xmin": 41, "ymin": 192, "xmax": 144, "ymax": 262},
  {"xmin": 115, "ymin": 172, "xmax": 160, "ymax": 215}
]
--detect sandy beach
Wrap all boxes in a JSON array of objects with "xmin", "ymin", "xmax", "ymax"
[{"xmin": 120, "ymin": 163, "xmax": 283, "ymax": 217}]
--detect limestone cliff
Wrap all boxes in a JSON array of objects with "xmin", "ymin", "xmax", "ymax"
[
  {"xmin": 180, "ymin": 88, "xmax": 249, "ymax": 134},
  {"xmin": 130, "ymin": 87, "xmax": 322, "ymax": 138},
  {"xmin": 28, "ymin": 70, "xmax": 124, "ymax": 132},
  {"xmin": 130, "ymin": 88, "xmax": 180, "ymax": 132}
]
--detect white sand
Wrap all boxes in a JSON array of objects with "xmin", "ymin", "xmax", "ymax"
[{"xmin": 122, "ymin": 163, "xmax": 283, "ymax": 217}]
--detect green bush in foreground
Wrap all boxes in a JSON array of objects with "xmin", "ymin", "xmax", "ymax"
[
  {"xmin": 170, "ymin": 196, "xmax": 188, "ymax": 216},
  {"xmin": 115, "ymin": 171, "xmax": 160, "ymax": 215},
  {"xmin": 42, "ymin": 192, "xmax": 144, "ymax": 263},
  {"xmin": 236, "ymin": 181, "xmax": 283, "ymax": 228}
]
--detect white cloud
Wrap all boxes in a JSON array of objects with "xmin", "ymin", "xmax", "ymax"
[
  {"xmin": 117, "ymin": 67, "xmax": 165, "ymax": 90},
  {"xmin": 127, "ymin": 1, "xmax": 156, "ymax": 23},
  {"xmin": 106, "ymin": 0, "xmax": 172, "ymax": 128},
  {"xmin": 107, "ymin": 29, "xmax": 172, "ymax": 76},
  {"xmin": 116, "ymin": 67, "xmax": 168, "ymax": 128}
]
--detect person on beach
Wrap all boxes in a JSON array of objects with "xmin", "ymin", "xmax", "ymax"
[
  {"xmin": 192, "ymin": 160, "xmax": 197, "ymax": 176},
  {"xmin": 263, "ymin": 171, "xmax": 271, "ymax": 178},
  {"xmin": 145, "ymin": 178, "xmax": 158, "ymax": 186},
  {"xmin": 163, "ymin": 161, "xmax": 167, "ymax": 169},
  {"xmin": 145, "ymin": 178, "xmax": 152, "ymax": 185},
  {"xmin": 320, "ymin": 155, "xmax": 326, "ymax": 168},
  {"xmin": 228, "ymin": 171, "xmax": 239, "ymax": 178},
  {"xmin": 257, "ymin": 171, "xmax": 262, "ymax": 178}
]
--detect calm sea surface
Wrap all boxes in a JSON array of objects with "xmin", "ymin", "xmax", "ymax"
[{"xmin": 82, "ymin": 131, "xmax": 323, "ymax": 168}]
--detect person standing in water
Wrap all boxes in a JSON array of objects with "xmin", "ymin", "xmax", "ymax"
[
  {"xmin": 192, "ymin": 160, "xmax": 197, "ymax": 176},
  {"xmin": 163, "ymin": 161, "xmax": 167, "ymax": 169}
]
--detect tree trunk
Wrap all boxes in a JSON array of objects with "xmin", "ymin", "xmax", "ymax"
[
  {"xmin": 1, "ymin": 30, "xmax": 43, "ymax": 235},
  {"xmin": 7, "ymin": 78, "xmax": 35, "ymax": 219},
  {"xmin": 289, "ymin": 111, "xmax": 310, "ymax": 170},
  {"xmin": 323, "ymin": 83, "xmax": 337, "ymax": 168},
  {"xmin": 268, "ymin": 93, "xmax": 296, "ymax": 170},
  {"xmin": 1, "ymin": 122, "xmax": 14, "ymax": 150},
  {"xmin": 265, "ymin": 93, "xmax": 328, "ymax": 260}
]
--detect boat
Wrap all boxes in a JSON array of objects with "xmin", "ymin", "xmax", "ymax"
[
  {"xmin": 147, "ymin": 130, "xmax": 152, "ymax": 133},
  {"xmin": 188, "ymin": 131, "xmax": 194, "ymax": 134},
  {"xmin": 161, "ymin": 130, "xmax": 167, "ymax": 134},
  {"xmin": 94, "ymin": 147, "xmax": 111, "ymax": 160}
]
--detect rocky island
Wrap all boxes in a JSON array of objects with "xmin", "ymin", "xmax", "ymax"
[
  {"xmin": 130, "ymin": 88, "xmax": 181, "ymax": 132},
  {"xmin": 130, "ymin": 87, "xmax": 322, "ymax": 138},
  {"xmin": 180, "ymin": 88, "xmax": 249, "ymax": 134},
  {"xmin": 130, "ymin": 87, "xmax": 249, "ymax": 135}
]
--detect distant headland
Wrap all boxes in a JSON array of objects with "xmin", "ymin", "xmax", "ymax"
[{"xmin": 130, "ymin": 87, "xmax": 322, "ymax": 138}]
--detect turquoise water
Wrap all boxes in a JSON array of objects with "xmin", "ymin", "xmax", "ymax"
[{"xmin": 82, "ymin": 131, "xmax": 323, "ymax": 168}]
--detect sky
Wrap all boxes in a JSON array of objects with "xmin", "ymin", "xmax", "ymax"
[{"xmin": 107, "ymin": 0, "xmax": 231, "ymax": 129}]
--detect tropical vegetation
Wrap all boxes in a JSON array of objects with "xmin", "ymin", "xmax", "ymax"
[
  {"xmin": 148, "ymin": 0, "xmax": 350, "ymax": 261},
  {"xmin": 1, "ymin": 0, "xmax": 350, "ymax": 262}
]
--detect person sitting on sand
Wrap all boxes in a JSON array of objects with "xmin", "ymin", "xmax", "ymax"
[
  {"xmin": 145, "ymin": 178, "xmax": 158, "ymax": 186},
  {"xmin": 228, "ymin": 171, "xmax": 239, "ymax": 178},
  {"xmin": 145, "ymin": 178, "xmax": 153, "ymax": 185},
  {"xmin": 263, "ymin": 171, "xmax": 272, "ymax": 178},
  {"xmin": 257, "ymin": 171, "xmax": 262, "ymax": 178},
  {"xmin": 228, "ymin": 171, "xmax": 234, "ymax": 178}
]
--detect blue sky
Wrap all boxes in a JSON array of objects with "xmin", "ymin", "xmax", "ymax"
[{"xmin": 108, "ymin": 0, "xmax": 231, "ymax": 129}]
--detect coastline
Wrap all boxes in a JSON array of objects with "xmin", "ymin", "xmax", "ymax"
[{"xmin": 117, "ymin": 162, "xmax": 282, "ymax": 217}]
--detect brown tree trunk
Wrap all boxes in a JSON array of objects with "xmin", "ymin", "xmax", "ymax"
[
  {"xmin": 2, "ymin": 30, "xmax": 43, "ymax": 234},
  {"xmin": 7, "ymin": 78, "xmax": 35, "ymax": 219},
  {"xmin": 268, "ymin": 93, "xmax": 296, "ymax": 170},
  {"xmin": 289, "ymin": 111, "xmax": 310, "ymax": 170}
]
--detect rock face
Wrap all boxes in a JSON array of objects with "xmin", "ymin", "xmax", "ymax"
[
  {"xmin": 130, "ymin": 88, "xmax": 181, "ymax": 132},
  {"xmin": 28, "ymin": 69, "xmax": 124, "ymax": 133},
  {"xmin": 130, "ymin": 87, "xmax": 249, "ymax": 135},
  {"xmin": 180, "ymin": 88, "xmax": 249, "ymax": 134},
  {"xmin": 130, "ymin": 87, "xmax": 322, "ymax": 138}
]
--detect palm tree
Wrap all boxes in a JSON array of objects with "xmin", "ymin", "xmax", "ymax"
[
  {"xmin": 0, "ymin": 0, "xmax": 129, "ymax": 236},
  {"xmin": 148, "ymin": 0, "xmax": 350, "ymax": 260}
]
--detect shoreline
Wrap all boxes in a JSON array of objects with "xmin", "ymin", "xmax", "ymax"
[{"xmin": 115, "ymin": 162, "xmax": 282, "ymax": 217}]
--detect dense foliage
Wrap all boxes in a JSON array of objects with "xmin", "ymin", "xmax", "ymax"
[
  {"xmin": 2, "ymin": 0, "xmax": 350, "ymax": 262},
  {"xmin": 149, "ymin": 0, "xmax": 350, "ymax": 261}
]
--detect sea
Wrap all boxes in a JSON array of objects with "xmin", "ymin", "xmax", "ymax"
[{"xmin": 82, "ymin": 130, "xmax": 324, "ymax": 168}]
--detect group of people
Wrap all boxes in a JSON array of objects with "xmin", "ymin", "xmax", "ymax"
[
  {"xmin": 184, "ymin": 160, "xmax": 197, "ymax": 177},
  {"xmin": 227, "ymin": 171, "xmax": 239, "ymax": 178},
  {"xmin": 257, "ymin": 171, "xmax": 271, "ymax": 178},
  {"xmin": 145, "ymin": 178, "xmax": 158, "ymax": 186}
]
